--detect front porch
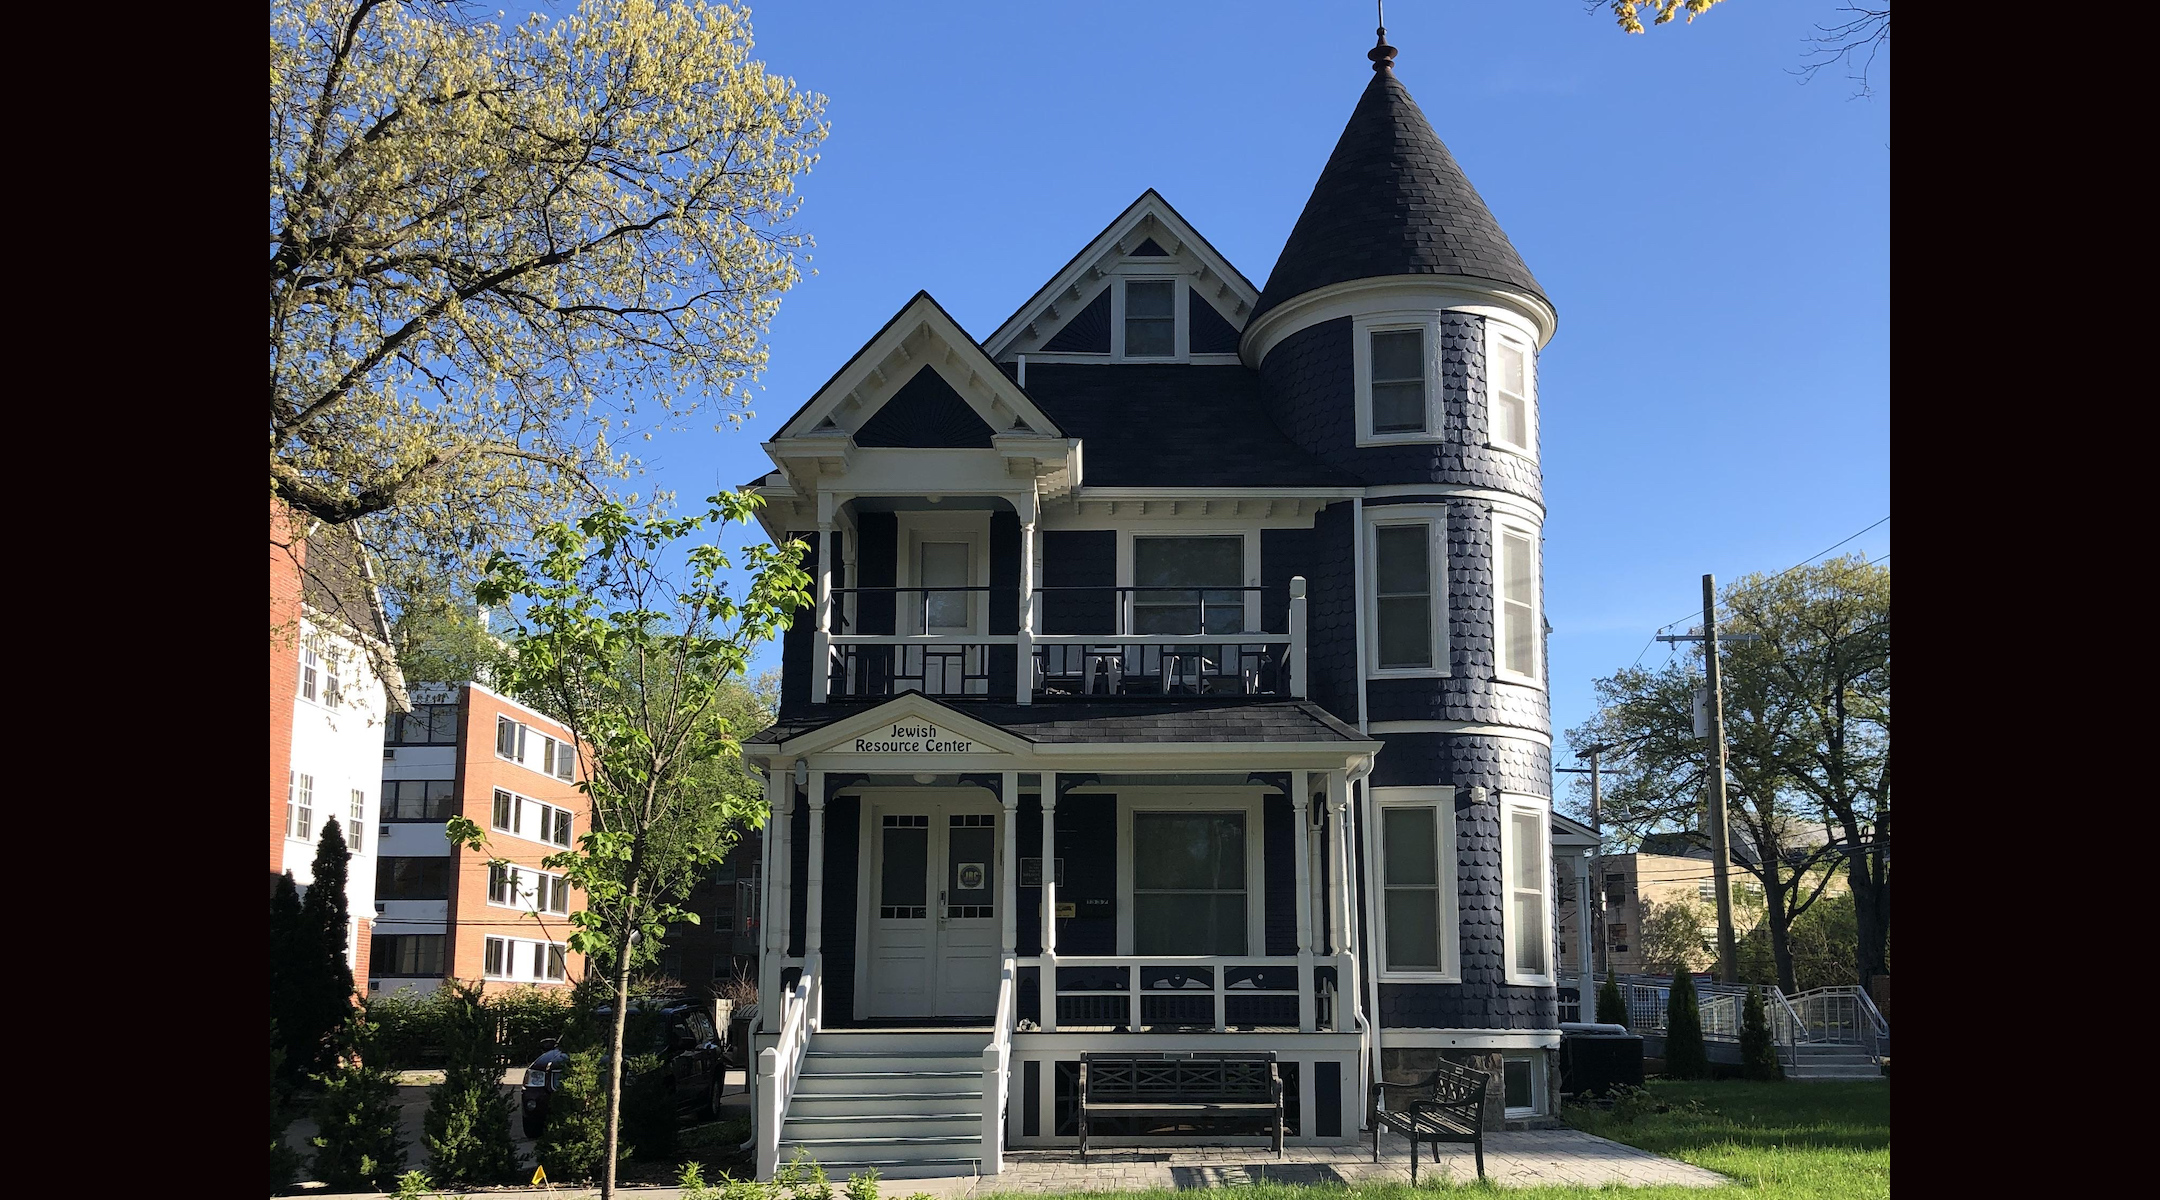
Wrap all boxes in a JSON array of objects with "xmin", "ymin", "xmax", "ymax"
[{"xmin": 742, "ymin": 693, "xmax": 1382, "ymax": 1178}]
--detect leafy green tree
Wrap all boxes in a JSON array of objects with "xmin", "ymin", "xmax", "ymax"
[
  {"xmin": 423, "ymin": 980, "xmax": 523, "ymax": 1185},
  {"xmin": 1596, "ymin": 976, "xmax": 1628, "ymax": 1027},
  {"xmin": 1739, "ymin": 986, "xmax": 1783, "ymax": 1081},
  {"xmin": 1662, "ymin": 970, "xmax": 1709, "ymax": 1080},
  {"xmin": 269, "ymin": 0, "xmax": 827, "ymax": 664},
  {"xmin": 310, "ymin": 1022, "xmax": 407, "ymax": 1191},
  {"xmin": 1566, "ymin": 557, "xmax": 1888, "ymax": 991},
  {"xmin": 457, "ymin": 492, "xmax": 808, "ymax": 1199}
]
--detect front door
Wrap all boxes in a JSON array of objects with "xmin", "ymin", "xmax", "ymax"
[{"xmin": 866, "ymin": 794, "xmax": 1002, "ymax": 1019}]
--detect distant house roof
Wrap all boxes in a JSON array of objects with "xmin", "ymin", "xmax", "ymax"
[
  {"xmin": 1253, "ymin": 70, "xmax": 1547, "ymax": 322},
  {"xmin": 1011, "ymin": 363, "xmax": 1360, "ymax": 488}
]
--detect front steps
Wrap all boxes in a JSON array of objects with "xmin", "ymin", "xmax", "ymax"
[
  {"xmin": 780, "ymin": 1031, "xmax": 993, "ymax": 1180},
  {"xmin": 1787, "ymin": 1043, "xmax": 1883, "ymax": 1080}
]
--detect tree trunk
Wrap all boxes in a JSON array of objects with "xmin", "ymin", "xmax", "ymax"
[
  {"xmin": 1761, "ymin": 873, "xmax": 1796, "ymax": 994},
  {"xmin": 1850, "ymin": 844, "xmax": 1889, "ymax": 983},
  {"xmin": 602, "ymin": 932, "xmax": 635, "ymax": 1200}
]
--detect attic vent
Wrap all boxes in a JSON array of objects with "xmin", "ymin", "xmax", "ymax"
[
  {"xmin": 815, "ymin": 416, "xmax": 839, "ymax": 430},
  {"xmin": 1129, "ymin": 237, "xmax": 1170, "ymax": 257}
]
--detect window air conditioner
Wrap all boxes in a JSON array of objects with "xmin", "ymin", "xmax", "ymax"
[
  {"xmin": 384, "ymin": 748, "xmax": 396, "ymax": 759},
  {"xmin": 375, "ymin": 903, "xmax": 387, "ymax": 914}
]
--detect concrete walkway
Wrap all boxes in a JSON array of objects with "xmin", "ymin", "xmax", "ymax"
[{"xmin": 287, "ymin": 1126, "xmax": 1725, "ymax": 1197}]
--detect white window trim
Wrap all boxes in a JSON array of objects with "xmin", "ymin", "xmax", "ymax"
[
  {"xmin": 1109, "ymin": 273, "xmax": 1190, "ymax": 363},
  {"xmin": 487, "ymin": 864, "xmax": 570, "ymax": 914},
  {"xmin": 289, "ymin": 771, "xmax": 316, "ymax": 842},
  {"xmin": 1502, "ymin": 1051, "xmax": 1549, "ymax": 1118},
  {"xmin": 896, "ymin": 511, "xmax": 991, "ymax": 636},
  {"xmin": 1492, "ymin": 514, "xmax": 1543, "ymax": 687},
  {"xmin": 1484, "ymin": 321, "xmax": 1538, "ymax": 461},
  {"xmin": 1364, "ymin": 509, "xmax": 1449, "ymax": 679},
  {"xmin": 482, "ymin": 934, "xmax": 569, "ymax": 982},
  {"xmin": 349, "ymin": 789, "xmax": 367, "ymax": 852},
  {"xmin": 1500, "ymin": 793, "xmax": 1556, "ymax": 987},
  {"xmin": 1115, "ymin": 526, "xmax": 1262, "ymax": 635},
  {"xmin": 495, "ymin": 714, "xmax": 577, "ymax": 782},
  {"xmin": 1353, "ymin": 311, "xmax": 1443, "ymax": 446},
  {"xmin": 1107, "ymin": 788, "xmax": 1268, "ymax": 957},
  {"xmin": 490, "ymin": 786, "xmax": 575, "ymax": 851},
  {"xmin": 1374, "ymin": 786, "xmax": 1460, "ymax": 982},
  {"xmin": 299, "ymin": 643, "xmax": 320, "ymax": 704}
]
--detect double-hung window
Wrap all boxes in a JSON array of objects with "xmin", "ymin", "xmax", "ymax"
[
  {"xmin": 540, "ymin": 735, "xmax": 576, "ymax": 782},
  {"xmin": 1501, "ymin": 795, "xmax": 1553, "ymax": 984},
  {"xmin": 496, "ymin": 716, "xmax": 526, "ymax": 762},
  {"xmin": 299, "ymin": 646, "xmax": 319, "ymax": 702},
  {"xmin": 1131, "ymin": 810, "xmax": 1248, "ymax": 955},
  {"xmin": 1367, "ymin": 515, "xmax": 1445, "ymax": 676},
  {"xmin": 1376, "ymin": 789, "xmax": 1458, "ymax": 978},
  {"xmin": 323, "ymin": 653, "xmax": 342, "ymax": 707},
  {"xmin": 349, "ymin": 790, "xmax": 365, "ymax": 851},
  {"xmin": 289, "ymin": 772, "xmax": 315, "ymax": 840},
  {"xmin": 494, "ymin": 789, "xmax": 573, "ymax": 848},
  {"xmin": 1122, "ymin": 279, "xmax": 1176, "ymax": 358},
  {"xmin": 1369, "ymin": 328, "xmax": 1427, "ymax": 433},
  {"xmin": 1132, "ymin": 536, "xmax": 1245, "ymax": 635},
  {"xmin": 1486, "ymin": 324, "xmax": 1536, "ymax": 456},
  {"xmin": 484, "ymin": 936, "xmax": 508, "ymax": 978},
  {"xmin": 489, "ymin": 863, "xmax": 523, "ymax": 906},
  {"xmin": 1354, "ymin": 314, "xmax": 1438, "ymax": 444},
  {"xmin": 1495, "ymin": 518, "xmax": 1541, "ymax": 683}
]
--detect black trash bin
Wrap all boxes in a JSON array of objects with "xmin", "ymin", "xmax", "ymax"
[{"xmin": 1560, "ymin": 1023, "xmax": 1644, "ymax": 1098}]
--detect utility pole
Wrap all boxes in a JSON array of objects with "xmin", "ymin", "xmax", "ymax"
[{"xmin": 1656, "ymin": 577, "xmax": 1757, "ymax": 985}]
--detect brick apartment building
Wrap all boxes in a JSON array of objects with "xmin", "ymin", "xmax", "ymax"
[
  {"xmin": 372, "ymin": 679, "xmax": 592, "ymax": 996},
  {"xmin": 273, "ymin": 499, "xmax": 402, "ymax": 986}
]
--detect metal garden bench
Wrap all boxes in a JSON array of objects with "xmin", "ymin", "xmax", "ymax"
[
  {"xmin": 1370, "ymin": 1058, "xmax": 1490, "ymax": 1182},
  {"xmin": 1077, "ymin": 1051, "xmax": 1284, "ymax": 1158}
]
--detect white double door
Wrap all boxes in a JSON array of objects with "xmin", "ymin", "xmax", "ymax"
[{"xmin": 865, "ymin": 793, "xmax": 1002, "ymax": 1020}]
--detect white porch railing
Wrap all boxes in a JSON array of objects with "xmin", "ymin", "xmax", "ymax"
[
  {"xmin": 1033, "ymin": 956, "xmax": 1309, "ymax": 1032},
  {"xmin": 756, "ymin": 954, "xmax": 821, "ymax": 1180},
  {"xmin": 984, "ymin": 957, "xmax": 1017, "ymax": 1174}
]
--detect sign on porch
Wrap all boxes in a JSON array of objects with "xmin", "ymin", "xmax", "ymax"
[{"xmin": 851, "ymin": 721, "xmax": 976, "ymax": 754}]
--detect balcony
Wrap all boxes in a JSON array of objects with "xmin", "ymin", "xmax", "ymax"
[{"xmin": 817, "ymin": 581, "xmax": 1309, "ymax": 703}]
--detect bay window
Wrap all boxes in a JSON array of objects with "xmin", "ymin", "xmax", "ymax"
[
  {"xmin": 1501, "ymin": 795, "xmax": 1553, "ymax": 984},
  {"xmin": 1375, "ymin": 788, "xmax": 1458, "ymax": 979}
]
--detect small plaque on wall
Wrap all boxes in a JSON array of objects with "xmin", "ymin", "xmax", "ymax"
[
  {"xmin": 1019, "ymin": 857, "xmax": 1066, "ymax": 887},
  {"xmin": 1055, "ymin": 902, "xmax": 1077, "ymax": 918}
]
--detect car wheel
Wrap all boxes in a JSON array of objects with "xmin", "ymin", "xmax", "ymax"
[{"xmin": 699, "ymin": 1075, "xmax": 721, "ymax": 1120}]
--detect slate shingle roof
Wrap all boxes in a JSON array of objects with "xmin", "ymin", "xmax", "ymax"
[
  {"xmin": 752, "ymin": 698, "xmax": 1371, "ymax": 746},
  {"xmin": 1252, "ymin": 71, "xmax": 1547, "ymax": 322},
  {"xmin": 1013, "ymin": 363, "xmax": 1361, "ymax": 488}
]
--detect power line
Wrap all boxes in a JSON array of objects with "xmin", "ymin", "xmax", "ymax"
[{"xmin": 1648, "ymin": 515, "xmax": 1890, "ymax": 636}]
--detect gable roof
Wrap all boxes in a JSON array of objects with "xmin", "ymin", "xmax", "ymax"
[
  {"xmin": 754, "ymin": 696, "xmax": 1371, "ymax": 748},
  {"xmin": 770, "ymin": 290, "xmax": 1064, "ymax": 442},
  {"xmin": 984, "ymin": 190, "xmax": 1260, "ymax": 360},
  {"xmin": 1252, "ymin": 70, "xmax": 1547, "ymax": 322},
  {"xmin": 1012, "ymin": 363, "xmax": 1359, "ymax": 488}
]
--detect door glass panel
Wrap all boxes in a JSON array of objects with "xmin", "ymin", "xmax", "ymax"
[
  {"xmin": 921, "ymin": 542, "xmax": 970, "ymax": 631},
  {"xmin": 1133, "ymin": 537, "xmax": 1243, "ymax": 634},
  {"xmin": 946, "ymin": 814, "xmax": 996, "ymax": 918},
  {"xmin": 880, "ymin": 814, "xmax": 929, "ymax": 919}
]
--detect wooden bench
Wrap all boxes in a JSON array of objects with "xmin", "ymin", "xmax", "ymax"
[
  {"xmin": 1078, "ymin": 1052, "xmax": 1284, "ymax": 1158},
  {"xmin": 1370, "ymin": 1058, "xmax": 1490, "ymax": 1183}
]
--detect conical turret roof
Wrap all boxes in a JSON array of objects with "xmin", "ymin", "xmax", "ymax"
[{"xmin": 1253, "ymin": 69, "xmax": 1547, "ymax": 321}]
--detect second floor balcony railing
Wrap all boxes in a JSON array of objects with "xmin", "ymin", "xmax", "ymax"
[{"xmin": 816, "ymin": 581, "xmax": 1310, "ymax": 704}]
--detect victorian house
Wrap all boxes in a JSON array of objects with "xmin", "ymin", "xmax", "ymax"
[{"xmin": 741, "ymin": 35, "xmax": 1559, "ymax": 1178}]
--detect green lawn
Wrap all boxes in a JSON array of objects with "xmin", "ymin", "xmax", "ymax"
[{"xmin": 1007, "ymin": 1080, "xmax": 1888, "ymax": 1199}]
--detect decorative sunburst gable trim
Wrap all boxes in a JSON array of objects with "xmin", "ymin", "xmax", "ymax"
[{"xmin": 984, "ymin": 189, "xmax": 1259, "ymax": 361}]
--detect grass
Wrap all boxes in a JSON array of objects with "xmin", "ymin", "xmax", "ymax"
[{"xmin": 1006, "ymin": 1079, "xmax": 1887, "ymax": 1199}]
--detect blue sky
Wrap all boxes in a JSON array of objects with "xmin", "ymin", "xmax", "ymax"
[{"xmin": 578, "ymin": 2, "xmax": 1889, "ymax": 751}]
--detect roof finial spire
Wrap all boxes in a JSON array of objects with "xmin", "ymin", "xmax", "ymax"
[{"xmin": 1369, "ymin": 1, "xmax": 1397, "ymax": 73}]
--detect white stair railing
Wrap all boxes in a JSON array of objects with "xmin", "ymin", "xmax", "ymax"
[
  {"xmin": 983, "ymin": 957, "xmax": 1017, "ymax": 1175},
  {"xmin": 756, "ymin": 954, "xmax": 821, "ymax": 1180}
]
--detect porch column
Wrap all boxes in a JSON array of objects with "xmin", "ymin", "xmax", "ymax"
[
  {"xmin": 769, "ymin": 763, "xmax": 796, "ymax": 1008},
  {"xmin": 812, "ymin": 493, "xmax": 835, "ymax": 703},
  {"xmin": 1016, "ymin": 497, "xmax": 1036, "ymax": 705},
  {"xmin": 1001, "ymin": 771, "xmax": 1020, "ymax": 956},
  {"xmin": 1575, "ymin": 850, "xmax": 1595, "ymax": 1022},
  {"xmin": 1291, "ymin": 770, "xmax": 1315, "ymax": 1033},
  {"xmin": 805, "ymin": 771, "xmax": 827, "ymax": 1028},
  {"xmin": 759, "ymin": 760, "xmax": 791, "ymax": 1025},
  {"xmin": 1040, "ymin": 773, "xmax": 1057, "ymax": 1033}
]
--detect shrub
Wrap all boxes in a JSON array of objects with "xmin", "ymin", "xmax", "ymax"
[
  {"xmin": 621, "ymin": 1052, "xmax": 679, "ymax": 1160},
  {"xmin": 423, "ymin": 981, "xmax": 524, "ymax": 1185},
  {"xmin": 489, "ymin": 985, "xmax": 577, "ymax": 1067},
  {"xmin": 535, "ymin": 1046, "xmax": 610, "ymax": 1182},
  {"xmin": 1596, "ymin": 976, "xmax": 1627, "ymax": 1027},
  {"xmin": 364, "ymin": 986, "xmax": 452, "ymax": 1070},
  {"xmin": 1739, "ymin": 986, "xmax": 1783, "ymax": 1081},
  {"xmin": 271, "ymin": 1023, "xmax": 303, "ymax": 1194},
  {"xmin": 309, "ymin": 1025, "xmax": 407, "ymax": 1191},
  {"xmin": 844, "ymin": 1165, "xmax": 882, "ymax": 1200},
  {"xmin": 1662, "ymin": 972, "xmax": 1709, "ymax": 1080}
]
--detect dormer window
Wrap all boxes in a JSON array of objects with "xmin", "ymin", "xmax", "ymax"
[
  {"xmin": 1353, "ymin": 312, "xmax": 1441, "ymax": 445},
  {"xmin": 1122, "ymin": 279, "xmax": 1175, "ymax": 357}
]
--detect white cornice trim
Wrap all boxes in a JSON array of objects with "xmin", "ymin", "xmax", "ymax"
[
  {"xmin": 1077, "ymin": 486, "xmax": 1361, "ymax": 500},
  {"xmin": 1376, "ymin": 1029, "xmax": 1562, "ymax": 1049},
  {"xmin": 775, "ymin": 295, "xmax": 1057, "ymax": 444},
  {"xmin": 1241, "ymin": 276, "xmax": 1558, "ymax": 368},
  {"xmin": 1367, "ymin": 720, "xmax": 1552, "ymax": 748},
  {"xmin": 1362, "ymin": 484, "xmax": 1546, "ymax": 523}
]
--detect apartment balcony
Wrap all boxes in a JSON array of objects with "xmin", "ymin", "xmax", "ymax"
[{"xmin": 816, "ymin": 581, "xmax": 1310, "ymax": 704}]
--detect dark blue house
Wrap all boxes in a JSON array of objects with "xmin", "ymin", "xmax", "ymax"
[{"xmin": 740, "ymin": 33, "xmax": 1560, "ymax": 1179}]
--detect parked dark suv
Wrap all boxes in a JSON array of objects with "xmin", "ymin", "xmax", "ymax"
[{"xmin": 521, "ymin": 1001, "xmax": 727, "ymax": 1139}]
